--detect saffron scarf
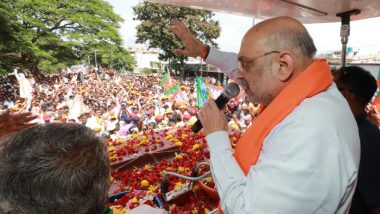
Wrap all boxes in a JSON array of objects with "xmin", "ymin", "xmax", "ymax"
[{"xmin": 218, "ymin": 59, "xmax": 333, "ymax": 213}]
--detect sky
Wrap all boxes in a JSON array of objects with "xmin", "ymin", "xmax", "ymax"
[{"xmin": 105, "ymin": 0, "xmax": 380, "ymax": 56}]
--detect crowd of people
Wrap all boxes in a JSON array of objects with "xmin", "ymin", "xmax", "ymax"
[{"xmin": 0, "ymin": 65, "xmax": 260, "ymax": 140}]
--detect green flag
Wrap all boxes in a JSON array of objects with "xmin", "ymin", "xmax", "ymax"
[
  {"xmin": 164, "ymin": 84, "xmax": 180, "ymax": 95},
  {"xmin": 161, "ymin": 66, "xmax": 169, "ymax": 88}
]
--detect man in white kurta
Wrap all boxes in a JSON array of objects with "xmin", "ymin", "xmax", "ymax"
[{"xmin": 172, "ymin": 17, "xmax": 360, "ymax": 214}]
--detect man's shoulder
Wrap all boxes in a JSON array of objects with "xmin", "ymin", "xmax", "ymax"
[
  {"xmin": 269, "ymin": 84, "xmax": 359, "ymax": 152},
  {"xmin": 292, "ymin": 84, "xmax": 354, "ymax": 126}
]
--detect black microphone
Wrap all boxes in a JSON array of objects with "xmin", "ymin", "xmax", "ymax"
[{"xmin": 191, "ymin": 82, "xmax": 240, "ymax": 133}]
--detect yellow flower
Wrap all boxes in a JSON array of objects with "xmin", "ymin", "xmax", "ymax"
[
  {"xmin": 148, "ymin": 185, "xmax": 158, "ymax": 193},
  {"xmin": 175, "ymin": 154, "xmax": 183, "ymax": 160},
  {"xmin": 192, "ymin": 184, "xmax": 201, "ymax": 192},
  {"xmin": 108, "ymin": 146, "xmax": 116, "ymax": 153},
  {"xmin": 144, "ymin": 164, "xmax": 151, "ymax": 170},
  {"xmin": 174, "ymin": 182, "xmax": 183, "ymax": 189},
  {"xmin": 177, "ymin": 167, "xmax": 185, "ymax": 173},
  {"xmin": 165, "ymin": 167, "xmax": 174, "ymax": 171},
  {"xmin": 141, "ymin": 136, "xmax": 147, "ymax": 141},
  {"xmin": 206, "ymin": 177, "xmax": 213, "ymax": 183},
  {"xmin": 131, "ymin": 196, "xmax": 138, "ymax": 203},
  {"xmin": 192, "ymin": 143, "xmax": 200, "ymax": 150},
  {"xmin": 182, "ymin": 134, "xmax": 188, "ymax": 138},
  {"xmin": 192, "ymin": 208, "xmax": 199, "ymax": 214},
  {"xmin": 141, "ymin": 180, "xmax": 149, "ymax": 187},
  {"xmin": 132, "ymin": 132, "xmax": 138, "ymax": 139},
  {"xmin": 110, "ymin": 206, "xmax": 126, "ymax": 214},
  {"xmin": 175, "ymin": 141, "xmax": 183, "ymax": 147}
]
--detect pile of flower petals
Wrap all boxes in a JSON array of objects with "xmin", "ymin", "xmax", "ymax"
[{"xmin": 108, "ymin": 126, "xmax": 242, "ymax": 213}]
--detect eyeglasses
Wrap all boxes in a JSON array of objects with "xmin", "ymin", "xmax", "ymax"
[{"xmin": 238, "ymin": 51, "xmax": 280, "ymax": 72}]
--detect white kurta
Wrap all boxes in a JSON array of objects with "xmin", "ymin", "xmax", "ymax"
[{"xmin": 205, "ymin": 48, "xmax": 360, "ymax": 214}]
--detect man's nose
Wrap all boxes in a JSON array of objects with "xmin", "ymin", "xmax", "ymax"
[{"xmin": 235, "ymin": 68, "xmax": 244, "ymax": 79}]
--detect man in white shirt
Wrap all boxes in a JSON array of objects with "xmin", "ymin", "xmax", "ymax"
[{"xmin": 172, "ymin": 17, "xmax": 360, "ymax": 214}]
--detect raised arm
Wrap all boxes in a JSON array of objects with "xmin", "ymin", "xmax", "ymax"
[
  {"xmin": 0, "ymin": 111, "xmax": 37, "ymax": 138},
  {"xmin": 171, "ymin": 20, "xmax": 239, "ymax": 81}
]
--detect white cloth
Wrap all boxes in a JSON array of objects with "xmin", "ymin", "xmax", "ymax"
[
  {"xmin": 68, "ymin": 95, "xmax": 84, "ymax": 120},
  {"xmin": 205, "ymin": 49, "xmax": 360, "ymax": 214},
  {"xmin": 85, "ymin": 116, "xmax": 102, "ymax": 130},
  {"xmin": 206, "ymin": 48, "xmax": 239, "ymax": 81},
  {"xmin": 14, "ymin": 70, "xmax": 33, "ymax": 100},
  {"xmin": 129, "ymin": 204, "xmax": 168, "ymax": 214}
]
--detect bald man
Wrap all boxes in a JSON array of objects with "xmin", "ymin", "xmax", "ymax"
[{"xmin": 172, "ymin": 17, "xmax": 360, "ymax": 213}]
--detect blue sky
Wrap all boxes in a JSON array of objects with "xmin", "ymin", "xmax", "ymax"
[{"xmin": 105, "ymin": 0, "xmax": 380, "ymax": 56}]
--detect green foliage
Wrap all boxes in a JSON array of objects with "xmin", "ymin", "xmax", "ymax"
[
  {"xmin": 133, "ymin": 2, "xmax": 220, "ymax": 74},
  {"xmin": 142, "ymin": 68, "xmax": 153, "ymax": 75},
  {"xmin": 0, "ymin": 0, "xmax": 135, "ymax": 76}
]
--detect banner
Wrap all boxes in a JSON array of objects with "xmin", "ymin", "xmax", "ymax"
[
  {"xmin": 161, "ymin": 66, "xmax": 174, "ymax": 90},
  {"xmin": 164, "ymin": 84, "xmax": 180, "ymax": 96},
  {"xmin": 371, "ymin": 67, "xmax": 380, "ymax": 111},
  {"xmin": 161, "ymin": 66, "xmax": 179, "ymax": 95},
  {"xmin": 206, "ymin": 83, "xmax": 223, "ymax": 99},
  {"xmin": 196, "ymin": 76, "xmax": 209, "ymax": 108},
  {"xmin": 372, "ymin": 67, "xmax": 380, "ymax": 107}
]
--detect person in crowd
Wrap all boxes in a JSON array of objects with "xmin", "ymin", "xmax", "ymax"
[
  {"xmin": 0, "ymin": 123, "xmax": 122, "ymax": 214},
  {"xmin": 168, "ymin": 115, "xmax": 178, "ymax": 128},
  {"xmin": 334, "ymin": 66, "xmax": 380, "ymax": 214},
  {"xmin": 172, "ymin": 17, "xmax": 359, "ymax": 213}
]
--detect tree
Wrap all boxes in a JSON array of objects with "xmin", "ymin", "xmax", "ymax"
[
  {"xmin": 133, "ymin": 2, "xmax": 220, "ymax": 76},
  {"xmin": 0, "ymin": 0, "xmax": 135, "ymax": 79}
]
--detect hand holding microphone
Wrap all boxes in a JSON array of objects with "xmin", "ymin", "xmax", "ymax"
[{"xmin": 192, "ymin": 82, "xmax": 240, "ymax": 134}]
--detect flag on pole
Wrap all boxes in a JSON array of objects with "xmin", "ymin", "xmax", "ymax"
[
  {"xmin": 161, "ymin": 66, "xmax": 179, "ymax": 95},
  {"xmin": 161, "ymin": 66, "xmax": 174, "ymax": 90},
  {"xmin": 164, "ymin": 84, "xmax": 180, "ymax": 96},
  {"xmin": 161, "ymin": 66, "xmax": 170, "ymax": 88},
  {"xmin": 196, "ymin": 76, "xmax": 209, "ymax": 108}
]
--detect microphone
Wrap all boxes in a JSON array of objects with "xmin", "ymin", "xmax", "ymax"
[{"xmin": 191, "ymin": 82, "xmax": 240, "ymax": 133}]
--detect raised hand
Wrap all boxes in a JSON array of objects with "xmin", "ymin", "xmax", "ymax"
[
  {"xmin": 171, "ymin": 19, "xmax": 206, "ymax": 57},
  {"xmin": 0, "ymin": 111, "xmax": 38, "ymax": 138}
]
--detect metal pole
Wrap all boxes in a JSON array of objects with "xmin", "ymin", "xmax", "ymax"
[
  {"xmin": 94, "ymin": 50, "xmax": 98, "ymax": 71},
  {"xmin": 336, "ymin": 9, "xmax": 361, "ymax": 66},
  {"xmin": 252, "ymin": 16, "xmax": 256, "ymax": 26}
]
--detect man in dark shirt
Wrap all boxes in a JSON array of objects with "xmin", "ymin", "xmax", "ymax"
[{"xmin": 335, "ymin": 66, "xmax": 380, "ymax": 214}]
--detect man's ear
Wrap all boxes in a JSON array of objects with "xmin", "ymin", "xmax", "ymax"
[{"xmin": 276, "ymin": 52, "xmax": 294, "ymax": 82}]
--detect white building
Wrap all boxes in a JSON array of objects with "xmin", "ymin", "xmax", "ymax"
[{"xmin": 127, "ymin": 45, "xmax": 161, "ymax": 73}]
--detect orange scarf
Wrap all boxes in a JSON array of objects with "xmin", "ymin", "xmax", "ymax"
[{"xmin": 218, "ymin": 59, "xmax": 333, "ymax": 213}]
